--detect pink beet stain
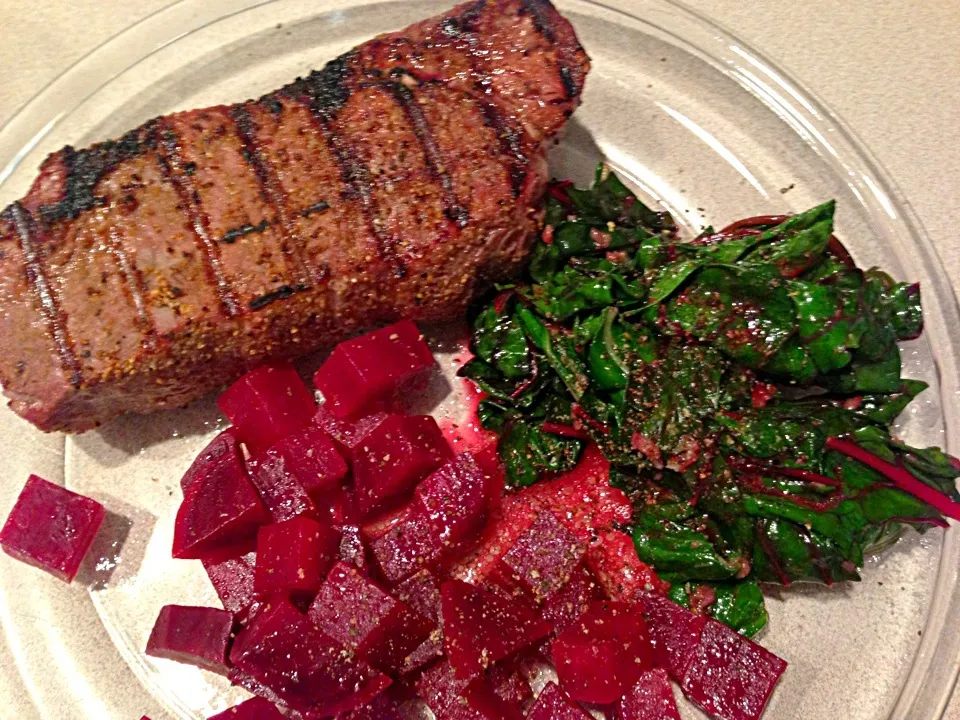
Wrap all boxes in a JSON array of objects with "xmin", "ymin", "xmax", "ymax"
[{"xmin": 440, "ymin": 378, "xmax": 495, "ymax": 453}]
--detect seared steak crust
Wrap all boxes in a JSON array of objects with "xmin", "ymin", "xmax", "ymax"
[{"xmin": 0, "ymin": 0, "xmax": 589, "ymax": 432}]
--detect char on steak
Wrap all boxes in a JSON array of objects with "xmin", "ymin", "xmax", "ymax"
[{"xmin": 0, "ymin": 0, "xmax": 589, "ymax": 432}]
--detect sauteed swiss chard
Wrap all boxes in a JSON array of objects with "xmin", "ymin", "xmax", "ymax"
[{"xmin": 460, "ymin": 165, "xmax": 960, "ymax": 635}]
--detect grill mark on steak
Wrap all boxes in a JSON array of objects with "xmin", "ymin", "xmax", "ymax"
[
  {"xmin": 441, "ymin": 1, "xmax": 530, "ymax": 194},
  {"xmin": 300, "ymin": 200, "xmax": 330, "ymax": 217},
  {"xmin": 230, "ymin": 104, "xmax": 315, "ymax": 286},
  {"xmin": 156, "ymin": 124, "xmax": 241, "ymax": 316},
  {"xmin": 36, "ymin": 124, "xmax": 155, "ymax": 226},
  {"xmin": 220, "ymin": 220, "xmax": 269, "ymax": 245},
  {"xmin": 385, "ymin": 78, "xmax": 469, "ymax": 228},
  {"xmin": 8, "ymin": 203, "xmax": 83, "ymax": 387},
  {"xmin": 249, "ymin": 283, "xmax": 309, "ymax": 311},
  {"xmin": 288, "ymin": 61, "xmax": 406, "ymax": 277},
  {"xmin": 519, "ymin": 0, "xmax": 580, "ymax": 101},
  {"xmin": 105, "ymin": 224, "xmax": 158, "ymax": 351}
]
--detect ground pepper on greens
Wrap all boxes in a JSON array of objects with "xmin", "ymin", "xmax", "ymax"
[{"xmin": 460, "ymin": 164, "xmax": 960, "ymax": 636}]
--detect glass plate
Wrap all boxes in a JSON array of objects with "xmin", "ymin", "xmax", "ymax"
[{"xmin": 0, "ymin": 1, "xmax": 957, "ymax": 718}]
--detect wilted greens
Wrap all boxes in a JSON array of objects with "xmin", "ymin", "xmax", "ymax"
[{"xmin": 461, "ymin": 164, "xmax": 960, "ymax": 636}]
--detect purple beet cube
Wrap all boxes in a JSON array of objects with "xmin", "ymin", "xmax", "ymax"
[
  {"xmin": 527, "ymin": 682, "xmax": 592, "ymax": 720},
  {"xmin": 145, "ymin": 604, "xmax": 234, "ymax": 675},
  {"xmin": 313, "ymin": 320, "xmax": 435, "ymax": 419},
  {"xmin": 415, "ymin": 660, "xmax": 523, "ymax": 720},
  {"xmin": 414, "ymin": 452, "xmax": 490, "ymax": 557},
  {"xmin": 636, "ymin": 591, "xmax": 708, "ymax": 681},
  {"xmin": 203, "ymin": 550, "xmax": 262, "ymax": 623},
  {"xmin": 338, "ymin": 692, "xmax": 405, "ymax": 720},
  {"xmin": 680, "ymin": 619, "xmax": 787, "ymax": 720},
  {"xmin": 0, "ymin": 474, "xmax": 105, "ymax": 583},
  {"xmin": 370, "ymin": 508, "xmax": 441, "ymax": 585},
  {"xmin": 309, "ymin": 561, "xmax": 433, "ymax": 673},
  {"xmin": 338, "ymin": 524, "xmax": 370, "ymax": 573},
  {"xmin": 613, "ymin": 668, "xmax": 681, "ymax": 720},
  {"xmin": 173, "ymin": 448, "xmax": 268, "ymax": 560},
  {"xmin": 249, "ymin": 452, "xmax": 318, "ymax": 524},
  {"xmin": 394, "ymin": 569, "xmax": 443, "ymax": 671},
  {"xmin": 253, "ymin": 516, "xmax": 340, "ymax": 595},
  {"xmin": 218, "ymin": 361, "xmax": 316, "ymax": 455},
  {"xmin": 265, "ymin": 425, "xmax": 347, "ymax": 498},
  {"xmin": 498, "ymin": 511, "xmax": 585, "ymax": 603},
  {"xmin": 181, "ymin": 430, "xmax": 241, "ymax": 493},
  {"xmin": 230, "ymin": 598, "xmax": 391, "ymax": 716},
  {"xmin": 351, "ymin": 414, "xmax": 451, "ymax": 518},
  {"xmin": 206, "ymin": 697, "xmax": 285, "ymax": 720},
  {"xmin": 542, "ymin": 564, "xmax": 606, "ymax": 638},
  {"xmin": 314, "ymin": 406, "xmax": 387, "ymax": 453}
]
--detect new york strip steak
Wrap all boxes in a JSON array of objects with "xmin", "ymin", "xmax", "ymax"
[{"xmin": 0, "ymin": 0, "xmax": 589, "ymax": 432}]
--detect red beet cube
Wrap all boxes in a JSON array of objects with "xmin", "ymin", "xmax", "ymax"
[
  {"xmin": 370, "ymin": 508, "xmax": 440, "ymax": 584},
  {"xmin": 613, "ymin": 667, "xmax": 681, "ymax": 720},
  {"xmin": 415, "ymin": 660, "xmax": 522, "ymax": 720},
  {"xmin": 145, "ymin": 605, "xmax": 234, "ymax": 675},
  {"xmin": 309, "ymin": 561, "xmax": 433, "ymax": 673},
  {"xmin": 230, "ymin": 598, "xmax": 390, "ymax": 716},
  {"xmin": 527, "ymin": 682, "xmax": 592, "ymax": 720},
  {"xmin": 266, "ymin": 425, "xmax": 347, "ymax": 497},
  {"xmin": 585, "ymin": 530, "xmax": 669, "ymax": 601},
  {"xmin": 206, "ymin": 697, "xmax": 285, "ymax": 720},
  {"xmin": 338, "ymin": 524, "xmax": 369, "ymax": 572},
  {"xmin": 218, "ymin": 361, "xmax": 315, "ymax": 455},
  {"xmin": 173, "ymin": 448, "xmax": 268, "ymax": 560},
  {"xmin": 441, "ymin": 579, "xmax": 552, "ymax": 680},
  {"xmin": 680, "ymin": 618, "xmax": 787, "ymax": 720},
  {"xmin": 542, "ymin": 564, "xmax": 606, "ymax": 638},
  {"xmin": 351, "ymin": 414, "xmax": 451, "ymax": 518},
  {"xmin": 314, "ymin": 406, "xmax": 387, "ymax": 452},
  {"xmin": 394, "ymin": 570, "xmax": 443, "ymax": 670},
  {"xmin": 636, "ymin": 591, "xmax": 708, "ymax": 680},
  {"xmin": 313, "ymin": 320, "xmax": 435, "ymax": 419},
  {"xmin": 0, "ymin": 475, "xmax": 105, "ymax": 583},
  {"xmin": 552, "ymin": 600, "xmax": 653, "ymax": 704},
  {"xmin": 203, "ymin": 550, "xmax": 263, "ymax": 624},
  {"xmin": 488, "ymin": 661, "xmax": 533, "ymax": 710},
  {"xmin": 254, "ymin": 517, "xmax": 340, "ymax": 595},
  {"xmin": 338, "ymin": 692, "xmax": 404, "ymax": 720},
  {"xmin": 249, "ymin": 453, "xmax": 317, "ymax": 524},
  {"xmin": 498, "ymin": 511, "xmax": 585, "ymax": 603},
  {"xmin": 414, "ymin": 453, "xmax": 490, "ymax": 557},
  {"xmin": 181, "ymin": 430, "xmax": 241, "ymax": 492}
]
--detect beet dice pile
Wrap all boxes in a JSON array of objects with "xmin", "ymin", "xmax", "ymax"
[{"xmin": 0, "ymin": 319, "xmax": 787, "ymax": 720}]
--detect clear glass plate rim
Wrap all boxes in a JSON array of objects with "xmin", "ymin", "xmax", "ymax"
[{"xmin": 0, "ymin": 0, "xmax": 957, "ymax": 717}]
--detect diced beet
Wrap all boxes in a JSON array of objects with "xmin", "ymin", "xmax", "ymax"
[
  {"xmin": 338, "ymin": 691, "xmax": 405, "ymax": 720},
  {"xmin": 254, "ymin": 516, "xmax": 340, "ymax": 595},
  {"xmin": 314, "ymin": 406, "xmax": 387, "ymax": 452},
  {"xmin": 635, "ymin": 591, "xmax": 708, "ymax": 680},
  {"xmin": 230, "ymin": 598, "xmax": 390, "ymax": 716},
  {"xmin": 351, "ymin": 414, "xmax": 451, "ymax": 518},
  {"xmin": 395, "ymin": 569, "xmax": 442, "ymax": 622},
  {"xmin": 248, "ymin": 453, "xmax": 318, "ymax": 524},
  {"xmin": 585, "ymin": 530, "xmax": 670, "ymax": 601},
  {"xmin": 338, "ymin": 524, "xmax": 370, "ymax": 572},
  {"xmin": 313, "ymin": 320, "xmax": 435, "ymax": 419},
  {"xmin": 218, "ymin": 362, "xmax": 315, "ymax": 455},
  {"xmin": 441, "ymin": 579, "xmax": 552, "ymax": 680},
  {"xmin": 498, "ymin": 511, "xmax": 585, "ymax": 603},
  {"xmin": 0, "ymin": 475, "xmax": 105, "ymax": 583},
  {"xmin": 526, "ymin": 682, "xmax": 592, "ymax": 720},
  {"xmin": 551, "ymin": 600, "xmax": 653, "ymax": 704},
  {"xmin": 542, "ymin": 564, "xmax": 606, "ymax": 638},
  {"xmin": 181, "ymin": 430, "xmax": 241, "ymax": 492},
  {"xmin": 173, "ymin": 449, "xmax": 268, "ymax": 560},
  {"xmin": 362, "ymin": 502, "xmax": 418, "ymax": 541},
  {"xmin": 309, "ymin": 561, "xmax": 433, "ymax": 673},
  {"xmin": 488, "ymin": 661, "xmax": 533, "ymax": 710},
  {"xmin": 206, "ymin": 697, "xmax": 285, "ymax": 720},
  {"xmin": 680, "ymin": 618, "xmax": 787, "ymax": 720},
  {"xmin": 203, "ymin": 550, "xmax": 262, "ymax": 623},
  {"xmin": 415, "ymin": 660, "xmax": 523, "ymax": 720},
  {"xmin": 613, "ymin": 667, "xmax": 681, "ymax": 720},
  {"xmin": 370, "ymin": 507, "xmax": 441, "ymax": 585},
  {"xmin": 414, "ymin": 453, "xmax": 490, "ymax": 558},
  {"xmin": 266, "ymin": 425, "xmax": 347, "ymax": 497},
  {"xmin": 145, "ymin": 605, "xmax": 234, "ymax": 675}
]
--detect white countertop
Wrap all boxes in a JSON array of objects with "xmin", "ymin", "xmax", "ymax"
[{"xmin": 0, "ymin": 0, "xmax": 957, "ymax": 717}]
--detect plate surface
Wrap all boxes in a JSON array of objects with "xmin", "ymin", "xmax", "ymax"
[{"xmin": 0, "ymin": 1, "xmax": 958, "ymax": 718}]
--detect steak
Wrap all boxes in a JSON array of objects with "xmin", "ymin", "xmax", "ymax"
[{"xmin": 0, "ymin": 0, "xmax": 589, "ymax": 432}]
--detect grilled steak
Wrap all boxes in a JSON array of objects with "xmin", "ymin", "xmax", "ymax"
[{"xmin": 0, "ymin": 0, "xmax": 589, "ymax": 432}]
